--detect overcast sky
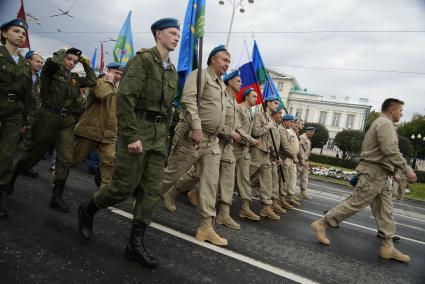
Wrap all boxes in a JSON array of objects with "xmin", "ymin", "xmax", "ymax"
[{"xmin": 1, "ymin": 0, "xmax": 424, "ymax": 120}]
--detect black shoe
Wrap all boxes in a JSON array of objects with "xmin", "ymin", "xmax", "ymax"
[
  {"xmin": 49, "ymin": 185, "xmax": 69, "ymax": 213},
  {"xmin": 0, "ymin": 190, "xmax": 8, "ymax": 219},
  {"xmin": 78, "ymin": 200, "xmax": 98, "ymax": 240},
  {"xmin": 125, "ymin": 222, "xmax": 158, "ymax": 268},
  {"xmin": 94, "ymin": 168, "xmax": 101, "ymax": 187},
  {"xmin": 5, "ymin": 173, "xmax": 18, "ymax": 195},
  {"xmin": 22, "ymin": 168, "xmax": 39, "ymax": 178},
  {"xmin": 377, "ymin": 234, "xmax": 400, "ymax": 242}
]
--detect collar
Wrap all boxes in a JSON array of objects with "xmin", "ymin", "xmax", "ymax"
[{"xmin": 206, "ymin": 66, "xmax": 219, "ymax": 81}]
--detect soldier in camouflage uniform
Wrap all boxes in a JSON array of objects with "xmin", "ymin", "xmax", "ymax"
[
  {"xmin": 9, "ymin": 47, "xmax": 96, "ymax": 213},
  {"xmin": 0, "ymin": 19, "xmax": 32, "ymax": 219},
  {"xmin": 77, "ymin": 18, "xmax": 180, "ymax": 268}
]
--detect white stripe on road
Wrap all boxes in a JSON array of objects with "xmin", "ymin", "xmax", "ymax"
[{"xmin": 109, "ymin": 206, "xmax": 319, "ymax": 284}]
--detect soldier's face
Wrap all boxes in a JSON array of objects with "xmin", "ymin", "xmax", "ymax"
[
  {"xmin": 157, "ymin": 27, "xmax": 180, "ymax": 51},
  {"xmin": 2, "ymin": 26, "xmax": 26, "ymax": 47},
  {"xmin": 108, "ymin": 69, "xmax": 122, "ymax": 83},
  {"xmin": 29, "ymin": 54, "xmax": 43, "ymax": 72},
  {"xmin": 63, "ymin": 54, "xmax": 79, "ymax": 71},
  {"xmin": 282, "ymin": 120, "xmax": 292, "ymax": 128},
  {"xmin": 306, "ymin": 130, "xmax": 314, "ymax": 138},
  {"xmin": 268, "ymin": 100, "xmax": 279, "ymax": 112},
  {"xmin": 272, "ymin": 111, "xmax": 282, "ymax": 122},
  {"xmin": 245, "ymin": 91, "xmax": 257, "ymax": 106},
  {"xmin": 392, "ymin": 104, "xmax": 403, "ymax": 122},
  {"xmin": 228, "ymin": 76, "xmax": 242, "ymax": 92},
  {"xmin": 211, "ymin": 52, "xmax": 231, "ymax": 76}
]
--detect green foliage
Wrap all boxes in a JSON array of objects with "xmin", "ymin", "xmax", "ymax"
[
  {"xmin": 334, "ymin": 130, "xmax": 365, "ymax": 159},
  {"xmin": 365, "ymin": 110, "xmax": 380, "ymax": 131},
  {"xmin": 398, "ymin": 135, "xmax": 413, "ymax": 159},
  {"xmin": 414, "ymin": 170, "xmax": 425, "ymax": 183},
  {"xmin": 399, "ymin": 114, "xmax": 425, "ymax": 158},
  {"xmin": 309, "ymin": 153, "xmax": 357, "ymax": 169},
  {"xmin": 302, "ymin": 123, "xmax": 329, "ymax": 150}
]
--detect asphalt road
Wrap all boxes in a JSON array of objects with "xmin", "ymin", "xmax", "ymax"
[{"xmin": 1, "ymin": 160, "xmax": 424, "ymax": 284}]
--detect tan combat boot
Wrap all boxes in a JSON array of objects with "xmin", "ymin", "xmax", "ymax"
[
  {"xmin": 379, "ymin": 239, "xmax": 410, "ymax": 263},
  {"xmin": 163, "ymin": 187, "xmax": 179, "ymax": 212},
  {"xmin": 299, "ymin": 190, "xmax": 312, "ymax": 200},
  {"xmin": 272, "ymin": 200, "xmax": 286, "ymax": 214},
  {"xmin": 286, "ymin": 194, "xmax": 300, "ymax": 207},
  {"xmin": 259, "ymin": 204, "xmax": 280, "ymax": 220},
  {"xmin": 216, "ymin": 203, "xmax": 241, "ymax": 230},
  {"xmin": 310, "ymin": 218, "xmax": 330, "ymax": 245},
  {"xmin": 239, "ymin": 200, "xmax": 260, "ymax": 221},
  {"xmin": 187, "ymin": 190, "xmax": 198, "ymax": 207},
  {"xmin": 196, "ymin": 217, "xmax": 228, "ymax": 246},
  {"xmin": 278, "ymin": 196, "xmax": 294, "ymax": 210}
]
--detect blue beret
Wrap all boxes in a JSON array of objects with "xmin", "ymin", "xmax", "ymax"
[
  {"xmin": 223, "ymin": 70, "xmax": 240, "ymax": 84},
  {"xmin": 66, "ymin": 47, "xmax": 82, "ymax": 57},
  {"xmin": 151, "ymin": 18, "xmax": 180, "ymax": 34},
  {"xmin": 242, "ymin": 88, "xmax": 255, "ymax": 97},
  {"xmin": 207, "ymin": 44, "xmax": 227, "ymax": 65},
  {"xmin": 305, "ymin": 126, "xmax": 316, "ymax": 131},
  {"xmin": 282, "ymin": 114, "xmax": 295, "ymax": 121},
  {"xmin": 25, "ymin": 50, "xmax": 39, "ymax": 60},
  {"xmin": 106, "ymin": 62, "xmax": 124, "ymax": 71},
  {"xmin": 271, "ymin": 104, "xmax": 283, "ymax": 114},
  {"xmin": 1, "ymin": 18, "xmax": 28, "ymax": 31},
  {"xmin": 349, "ymin": 175, "xmax": 358, "ymax": 187},
  {"xmin": 264, "ymin": 96, "xmax": 280, "ymax": 102}
]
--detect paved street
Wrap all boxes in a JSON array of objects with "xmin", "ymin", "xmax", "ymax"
[{"xmin": 1, "ymin": 160, "xmax": 425, "ymax": 284}]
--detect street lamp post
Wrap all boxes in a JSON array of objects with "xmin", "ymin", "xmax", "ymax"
[
  {"xmin": 219, "ymin": 0, "xmax": 255, "ymax": 48},
  {"xmin": 410, "ymin": 133, "xmax": 424, "ymax": 169}
]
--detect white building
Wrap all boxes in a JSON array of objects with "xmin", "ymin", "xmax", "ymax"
[{"xmin": 268, "ymin": 69, "xmax": 372, "ymax": 147}]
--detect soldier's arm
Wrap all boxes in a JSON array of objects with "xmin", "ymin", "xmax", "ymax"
[
  {"xmin": 22, "ymin": 67, "xmax": 33, "ymax": 122},
  {"xmin": 78, "ymin": 61, "xmax": 97, "ymax": 88},
  {"xmin": 117, "ymin": 55, "xmax": 146, "ymax": 145},
  {"xmin": 219, "ymin": 99, "xmax": 236, "ymax": 138},
  {"xmin": 42, "ymin": 49, "xmax": 65, "ymax": 76},
  {"xmin": 235, "ymin": 106, "xmax": 254, "ymax": 144},
  {"xmin": 279, "ymin": 128, "xmax": 296, "ymax": 157},
  {"xmin": 251, "ymin": 113, "xmax": 269, "ymax": 137},
  {"xmin": 94, "ymin": 79, "xmax": 115, "ymax": 100},
  {"xmin": 377, "ymin": 121, "xmax": 411, "ymax": 173},
  {"xmin": 181, "ymin": 70, "xmax": 202, "ymax": 130}
]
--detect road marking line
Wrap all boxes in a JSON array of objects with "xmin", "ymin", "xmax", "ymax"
[{"xmin": 109, "ymin": 206, "xmax": 319, "ymax": 284}]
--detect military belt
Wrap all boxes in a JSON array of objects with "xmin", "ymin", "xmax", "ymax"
[
  {"xmin": 135, "ymin": 109, "xmax": 165, "ymax": 124},
  {"xmin": 0, "ymin": 92, "xmax": 23, "ymax": 103},
  {"xmin": 43, "ymin": 106, "xmax": 72, "ymax": 117}
]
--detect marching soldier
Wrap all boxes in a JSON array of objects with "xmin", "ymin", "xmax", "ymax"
[
  {"xmin": 280, "ymin": 114, "xmax": 300, "ymax": 207},
  {"xmin": 250, "ymin": 96, "xmax": 281, "ymax": 220},
  {"xmin": 71, "ymin": 62, "xmax": 123, "ymax": 188},
  {"xmin": 234, "ymin": 88, "xmax": 261, "ymax": 221},
  {"xmin": 9, "ymin": 46, "xmax": 96, "ymax": 213},
  {"xmin": 77, "ymin": 18, "xmax": 180, "ymax": 268},
  {"xmin": 0, "ymin": 19, "xmax": 32, "ymax": 219},
  {"xmin": 163, "ymin": 45, "xmax": 229, "ymax": 246},
  {"xmin": 269, "ymin": 106, "xmax": 286, "ymax": 215},
  {"xmin": 311, "ymin": 98, "xmax": 417, "ymax": 263},
  {"xmin": 297, "ymin": 126, "xmax": 315, "ymax": 200}
]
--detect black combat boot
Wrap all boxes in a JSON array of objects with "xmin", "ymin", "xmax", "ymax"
[
  {"xmin": 94, "ymin": 167, "xmax": 101, "ymax": 187},
  {"xmin": 49, "ymin": 185, "xmax": 69, "ymax": 213},
  {"xmin": 5, "ymin": 171, "xmax": 19, "ymax": 195},
  {"xmin": 22, "ymin": 168, "xmax": 39, "ymax": 178},
  {"xmin": 78, "ymin": 200, "xmax": 99, "ymax": 240},
  {"xmin": 125, "ymin": 222, "xmax": 158, "ymax": 268},
  {"xmin": 0, "ymin": 189, "xmax": 8, "ymax": 219}
]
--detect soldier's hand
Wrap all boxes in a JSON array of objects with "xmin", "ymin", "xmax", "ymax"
[
  {"xmin": 105, "ymin": 72, "xmax": 115, "ymax": 83},
  {"xmin": 128, "ymin": 140, "xmax": 143, "ymax": 154},
  {"xmin": 265, "ymin": 121, "xmax": 275, "ymax": 129},
  {"xmin": 393, "ymin": 174, "xmax": 401, "ymax": 182},
  {"xmin": 251, "ymin": 138, "xmax": 260, "ymax": 147},
  {"xmin": 79, "ymin": 55, "xmax": 90, "ymax": 66},
  {"xmin": 191, "ymin": 129, "xmax": 203, "ymax": 148},
  {"xmin": 406, "ymin": 171, "xmax": 417, "ymax": 183},
  {"xmin": 232, "ymin": 132, "xmax": 241, "ymax": 143}
]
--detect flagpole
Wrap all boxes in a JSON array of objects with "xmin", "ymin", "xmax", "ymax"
[{"xmin": 196, "ymin": 37, "xmax": 203, "ymax": 108}]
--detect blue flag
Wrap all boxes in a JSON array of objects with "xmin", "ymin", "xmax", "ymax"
[
  {"xmin": 113, "ymin": 11, "xmax": 135, "ymax": 65},
  {"xmin": 175, "ymin": 0, "xmax": 206, "ymax": 106},
  {"xmin": 90, "ymin": 47, "xmax": 97, "ymax": 70}
]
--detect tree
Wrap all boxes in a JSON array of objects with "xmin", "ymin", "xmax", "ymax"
[
  {"xmin": 365, "ymin": 110, "xmax": 380, "ymax": 131},
  {"xmin": 398, "ymin": 135, "xmax": 413, "ymax": 159},
  {"xmin": 302, "ymin": 123, "xmax": 329, "ymax": 150},
  {"xmin": 398, "ymin": 114, "xmax": 425, "ymax": 158},
  {"xmin": 334, "ymin": 130, "xmax": 365, "ymax": 159}
]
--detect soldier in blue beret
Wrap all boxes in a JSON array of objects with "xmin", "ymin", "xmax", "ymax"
[
  {"xmin": 222, "ymin": 69, "xmax": 240, "ymax": 84},
  {"xmin": 282, "ymin": 114, "xmax": 295, "ymax": 121},
  {"xmin": 151, "ymin": 18, "xmax": 180, "ymax": 37},
  {"xmin": 207, "ymin": 44, "xmax": 228, "ymax": 65},
  {"xmin": 242, "ymin": 87, "xmax": 254, "ymax": 97},
  {"xmin": 305, "ymin": 126, "xmax": 315, "ymax": 131},
  {"xmin": 106, "ymin": 62, "xmax": 124, "ymax": 71}
]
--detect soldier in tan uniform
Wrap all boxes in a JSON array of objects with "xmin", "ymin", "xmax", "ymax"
[
  {"xmin": 235, "ymin": 88, "xmax": 261, "ymax": 221},
  {"xmin": 297, "ymin": 126, "xmax": 315, "ymax": 200},
  {"xmin": 280, "ymin": 114, "xmax": 300, "ymax": 207},
  {"xmin": 311, "ymin": 98, "xmax": 417, "ymax": 263},
  {"xmin": 249, "ymin": 96, "xmax": 281, "ymax": 220},
  {"xmin": 269, "ymin": 106, "xmax": 286, "ymax": 215},
  {"xmin": 71, "ymin": 62, "xmax": 123, "ymax": 187},
  {"xmin": 163, "ymin": 45, "xmax": 229, "ymax": 246}
]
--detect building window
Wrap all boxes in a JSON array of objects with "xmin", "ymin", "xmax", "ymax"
[
  {"xmin": 331, "ymin": 112, "xmax": 342, "ymax": 127},
  {"xmin": 346, "ymin": 114, "xmax": 355, "ymax": 129},
  {"xmin": 295, "ymin": 108, "xmax": 303, "ymax": 120},
  {"xmin": 289, "ymin": 107, "xmax": 293, "ymax": 114},
  {"xmin": 277, "ymin": 81, "xmax": 284, "ymax": 92},
  {"xmin": 304, "ymin": 109, "xmax": 310, "ymax": 122},
  {"xmin": 319, "ymin": 111, "xmax": 328, "ymax": 125}
]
